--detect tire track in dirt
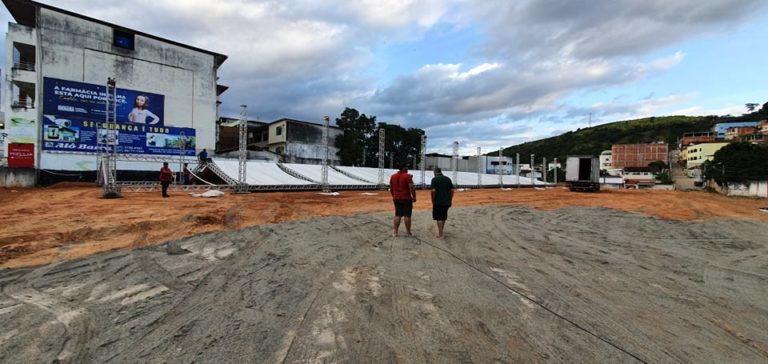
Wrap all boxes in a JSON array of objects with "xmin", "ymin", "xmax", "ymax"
[{"xmin": 2, "ymin": 258, "xmax": 96, "ymax": 364}]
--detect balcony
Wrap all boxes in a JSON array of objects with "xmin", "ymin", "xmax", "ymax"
[{"xmin": 12, "ymin": 60, "xmax": 35, "ymax": 72}]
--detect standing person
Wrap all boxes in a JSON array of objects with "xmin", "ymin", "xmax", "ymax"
[
  {"xmin": 430, "ymin": 168, "xmax": 454, "ymax": 239},
  {"xmin": 183, "ymin": 163, "xmax": 191, "ymax": 185},
  {"xmin": 159, "ymin": 162, "xmax": 174, "ymax": 198},
  {"xmin": 198, "ymin": 148, "xmax": 209, "ymax": 163},
  {"xmin": 390, "ymin": 164, "xmax": 416, "ymax": 237},
  {"xmin": 128, "ymin": 95, "xmax": 160, "ymax": 125}
]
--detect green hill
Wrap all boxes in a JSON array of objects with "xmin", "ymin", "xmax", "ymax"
[{"xmin": 500, "ymin": 115, "xmax": 717, "ymax": 162}]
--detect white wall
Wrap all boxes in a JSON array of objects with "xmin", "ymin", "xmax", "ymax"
[{"xmin": 726, "ymin": 181, "xmax": 768, "ymax": 198}]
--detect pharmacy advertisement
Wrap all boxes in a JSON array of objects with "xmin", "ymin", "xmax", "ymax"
[
  {"xmin": 43, "ymin": 77, "xmax": 166, "ymax": 127},
  {"xmin": 41, "ymin": 115, "xmax": 195, "ymax": 156}
]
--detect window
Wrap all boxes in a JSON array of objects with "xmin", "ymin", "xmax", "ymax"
[
  {"xmin": 113, "ymin": 29, "xmax": 135, "ymax": 50},
  {"xmin": 276, "ymin": 126, "xmax": 283, "ymax": 136}
]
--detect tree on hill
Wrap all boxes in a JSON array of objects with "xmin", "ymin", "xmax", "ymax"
[{"xmin": 703, "ymin": 142, "xmax": 768, "ymax": 185}]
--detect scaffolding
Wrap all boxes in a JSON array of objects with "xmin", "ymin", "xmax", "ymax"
[
  {"xmin": 420, "ymin": 134, "xmax": 427, "ymax": 188},
  {"xmin": 321, "ymin": 116, "xmax": 330, "ymax": 192},
  {"xmin": 452, "ymin": 141, "xmax": 459, "ymax": 184},
  {"xmin": 498, "ymin": 148, "xmax": 503, "ymax": 188},
  {"xmin": 100, "ymin": 77, "xmax": 121, "ymax": 198},
  {"xmin": 235, "ymin": 105, "xmax": 248, "ymax": 193},
  {"xmin": 378, "ymin": 128, "xmax": 385, "ymax": 186},
  {"xmin": 477, "ymin": 147, "xmax": 482, "ymax": 188}
]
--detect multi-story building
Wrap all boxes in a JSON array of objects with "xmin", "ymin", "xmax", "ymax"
[
  {"xmin": 725, "ymin": 126, "xmax": 757, "ymax": 140},
  {"xmin": 1, "ymin": 0, "xmax": 228, "ymax": 186},
  {"xmin": 611, "ymin": 142, "xmax": 669, "ymax": 169},
  {"xmin": 267, "ymin": 118, "xmax": 342, "ymax": 165},
  {"xmin": 679, "ymin": 131, "xmax": 716, "ymax": 148},
  {"xmin": 684, "ymin": 142, "xmax": 728, "ymax": 170}
]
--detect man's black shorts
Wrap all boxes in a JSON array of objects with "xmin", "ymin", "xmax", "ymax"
[
  {"xmin": 432, "ymin": 205, "xmax": 450, "ymax": 221},
  {"xmin": 393, "ymin": 199, "xmax": 413, "ymax": 217}
]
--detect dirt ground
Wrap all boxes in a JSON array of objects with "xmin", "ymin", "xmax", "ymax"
[
  {"xmin": 1, "ymin": 185, "xmax": 767, "ymax": 363},
  {"xmin": 2, "ymin": 184, "xmax": 766, "ymax": 269}
]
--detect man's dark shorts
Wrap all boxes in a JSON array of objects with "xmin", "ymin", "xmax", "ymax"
[
  {"xmin": 393, "ymin": 199, "xmax": 413, "ymax": 217},
  {"xmin": 432, "ymin": 205, "xmax": 450, "ymax": 221}
]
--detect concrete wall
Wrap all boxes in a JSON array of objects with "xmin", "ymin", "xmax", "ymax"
[
  {"xmin": 0, "ymin": 167, "xmax": 36, "ymax": 186},
  {"xmin": 725, "ymin": 180, "xmax": 768, "ymax": 198}
]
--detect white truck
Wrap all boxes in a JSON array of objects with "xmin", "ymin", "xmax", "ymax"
[{"xmin": 566, "ymin": 155, "xmax": 600, "ymax": 192}]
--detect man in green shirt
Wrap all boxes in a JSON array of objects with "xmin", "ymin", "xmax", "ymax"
[{"xmin": 430, "ymin": 168, "xmax": 454, "ymax": 239}]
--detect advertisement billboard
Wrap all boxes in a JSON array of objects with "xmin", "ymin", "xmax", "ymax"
[
  {"xmin": 43, "ymin": 77, "xmax": 165, "ymax": 126},
  {"xmin": 41, "ymin": 115, "xmax": 195, "ymax": 156}
]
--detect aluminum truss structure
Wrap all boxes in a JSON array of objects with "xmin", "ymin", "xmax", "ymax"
[
  {"xmin": 451, "ymin": 141, "xmax": 459, "ymax": 184},
  {"xmin": 321, "ymin": 116, "xmax": 330, "ymax": 192},
  {"xmin": 235, "ymin": 105, "xmax": 249, "ymax": 193},
  {"xmin": 420, "ymin": 134, "xmax": 427, "ymax": 188},
  {"xmin": 477, "ymin": 147, "xmax": 482, "ymax": 188},
  {"xmin": 99, "ymin": 78, "xmax": 121, "ymax": 198},
  {"xmin": 378, "ymin": 128, "xmax": 385, "ymax": 186}
]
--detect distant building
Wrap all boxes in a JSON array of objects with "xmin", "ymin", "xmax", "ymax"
[
  {"xmin": 725, "ymin": 126, "xmax": 757, "ymax": 140},
  {"xmin": 679, "ymin": 131, "xmax": 716, "ymax": 148},
  {"xmin": 267, "ymin": 118, "xmax": 342, "ymax": 165},
  {"xmin": 216, "ymin": 117, "xmax": 268, "ymax": 153},
  {"xmin": 713, "ymin": 121, "xmax": 758, "ymax": 139},
  {"xmin": 611, "ymin": 143, "xmax": 669, "ymax": 169},
  {"xmin": 684, "ymin": 142, "xmax": 728, "ymax": 170},
  {"xmin": 759, "ymin": 120, "xmax": 768, "ymax": 135}
]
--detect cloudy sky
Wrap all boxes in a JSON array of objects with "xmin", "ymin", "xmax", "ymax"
[{"xmin": 2, "ymin": 0, "xmax": 767, "ymax": 154}]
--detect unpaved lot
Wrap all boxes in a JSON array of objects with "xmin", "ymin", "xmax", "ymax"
[{"xmin": 0, "ymin": 187, "xmax": 767, "ymax": 362}]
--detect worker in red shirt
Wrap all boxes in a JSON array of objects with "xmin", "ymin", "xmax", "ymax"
[
  {"xmin": 159, "ymin": 162, "xmax": 174, "ymax": 198},
  {"xmin": 389, "ymin": 164, "xmax": 416, "ymax": 237}
]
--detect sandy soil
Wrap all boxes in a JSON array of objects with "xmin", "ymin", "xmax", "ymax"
[
  {"xmin": 1, "ymin": 185, "xmax": 767, "ymax": 362},
  {"xmin": 2, "ymin": 184, "xmax": 766, "ymax": 269}
]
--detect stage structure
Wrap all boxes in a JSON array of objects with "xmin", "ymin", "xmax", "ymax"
[{"xmin": 236, "ymin": 105, "xmax": 248, "ymax": 193}]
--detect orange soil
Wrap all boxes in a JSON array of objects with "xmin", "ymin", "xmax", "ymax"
[{"xmin": 1, "ymin": 183, "xmax": 766, "ymax": 269}]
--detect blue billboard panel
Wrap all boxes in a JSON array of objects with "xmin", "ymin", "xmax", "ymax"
[
  {"xmin": 41, "ymin": 115, "xmax": 195, "ymax": 156},
  {"xmin": 43, "ymin": 77, "xmax": 166, "ymax": 127}
]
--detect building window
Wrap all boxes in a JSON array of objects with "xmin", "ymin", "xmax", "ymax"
[
  {"xmin": 113, "ymin": 29, "xmax": 135, "ymax": 50},
  {"xmin": 276, "ymin": 126, "xmax": 283, "ymax": 136}
]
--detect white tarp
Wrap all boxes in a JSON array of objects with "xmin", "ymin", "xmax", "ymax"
[
  {"xmin": 210, "ymin": 158, "xmax": 548, "ymax": 187},
  {"xmin": 283, "ymin": 163, "xmax": 375, "ymax": 185},
  {"xmin": 213, "ymin": 158, "xmax": 314, "ymax": 185}
]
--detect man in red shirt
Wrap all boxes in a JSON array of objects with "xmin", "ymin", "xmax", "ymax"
[
  {"xmin": 389, "ymin": 165, "xmax": 416, "ymax": 237},
  {"xmin": 159, "ymin": 162, "xmax": 174, "ymax": 198}
]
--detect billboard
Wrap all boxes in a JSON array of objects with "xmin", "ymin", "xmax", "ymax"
[
  {"xmin": 8, "ymin": 143, "xmax": 35, "ymax": 167},
  {"xmin": 41, "ymin": 115, "xmax": 195, "ymax": 156},
  {"xmin": 43, "ymin": 77, "xmax": 165, "ymax": 126},
  {"xmin": 42, "ymin": 77, "xmax": 193, "ymax": 156}
]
